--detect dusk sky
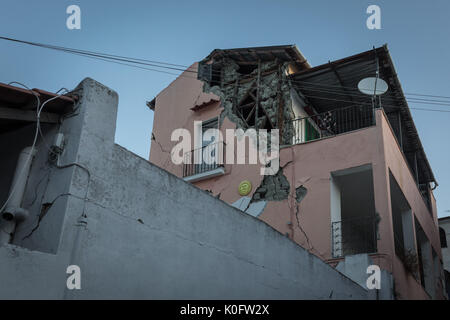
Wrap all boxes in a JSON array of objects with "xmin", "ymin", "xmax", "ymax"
[{"xmin": 1, "ymin": 0, "xmax": 449, "ymax": 217}]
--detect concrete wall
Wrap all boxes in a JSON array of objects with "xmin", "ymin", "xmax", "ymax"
[
  {"xmin": 379, "ymin": 110, "xmax": 445, "ymax": 299},
  {"xmin": 0, "ymin": 78, "xmax": 368, "ymax": 299}
]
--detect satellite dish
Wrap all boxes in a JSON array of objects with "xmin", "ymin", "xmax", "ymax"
[{"xmin": 358, "ymin": 77, "xmax": 388, "ymax": 95}]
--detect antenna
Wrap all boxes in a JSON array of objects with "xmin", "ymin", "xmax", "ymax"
[{"xmin": 357, "ymin": 77, "xmax": 388, "ymax": 96}]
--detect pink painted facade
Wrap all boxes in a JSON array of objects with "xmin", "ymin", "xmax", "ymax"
[{"xmin": 148, "ymin": 46, "xmax": 446, "ymax": 299}]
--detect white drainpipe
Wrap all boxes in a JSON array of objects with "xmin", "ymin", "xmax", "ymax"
[{"xmin": 0, "ymin": 146, "xmax": 37, "ymax": 245}]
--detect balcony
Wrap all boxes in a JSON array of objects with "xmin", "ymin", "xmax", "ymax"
[
  {"xmin": 288, "ymin": 46, "xmax": 436, "ymax": 217},
  {"xmin": 285, "ymin": 104, "xmax": 375, "ymax": 146},
  {"xmin": 183, "ymin": 141, "xmax": 225, "ymax": 182},
  {"xmin": 332, "ymin": 215, "xmax": 378, "ymax": 258}
]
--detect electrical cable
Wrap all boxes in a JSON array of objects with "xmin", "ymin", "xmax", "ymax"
[
  {"xmin": 0, "ymin": 35, "xmax": 274, "ymax": 79},
  {"xmin": 286, "ymin": 77, "xmax": 450, "ymax": 101},
  {"xmin": 5, "ymin": 35, "xmax": 450, "ymax": 104},
  {"xmin": 289, "ymin": 86, "xmax": 450, "ymax": 109},
  {"xmin": 68, "ymin": 50, "xmax": 186, "ymax": 76},
  {"xmin": 2, "ymin": 36, "xmax": 450, "ymax": 113},
  {"xmin": 290, "ymin": 83, "xmax": 450, "ymax": 106},
  {"xmin": 0, "ymin": 36, "xmax": 196, "ymax": 74},
  {"xmin": 290, "ymin": 89, "xmax": 450, "ymax": 113},
  {"xmin": 0, "ymin": 83, "xmax": 71, "ymax": 215},
  {"xmin": 287, "ymin": 82, "xmax": 450, "ymax": 113},
  {"xmin": 0, "ymin": 82, "xmax": 40, "ymax": 214}
]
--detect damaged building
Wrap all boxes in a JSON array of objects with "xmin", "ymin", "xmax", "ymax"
[
  {"xmin": 196, "ymin": 45, "xmax": 310, "ymax": 144},
  {"xmin": 148, "ymin": 45, "xmax": 447, "ymax": 299}
]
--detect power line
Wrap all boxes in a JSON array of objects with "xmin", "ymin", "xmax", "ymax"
[
  {"xmin": 0, "ymin": 35, "xmax": 199, "ymax": 74},
  {"xmin": 2, "ymin": 35, "xmax": 450, "ymax": 113},
  {"xmin": 287, "ymin": 85, "xmax": 450, "ymax": 113},
  {"xmin": 287, "ymin": 82, "xmax": 450, "ymax": 107},
  {"xmin": 69, "ymin": 50, "xmax": 186, "ymax": 76},
  {"xmin": 287, "ymin": 77, "xmax": 450, "ymax": 102},
  {"xmin": 3, "ymin": 35, "xmax": 450, "ymax": 100}
]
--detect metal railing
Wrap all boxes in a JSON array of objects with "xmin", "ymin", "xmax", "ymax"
[
  {"xmin": 183, "ymin": 141, "xmax": 225, "ymax": 178},
  {"xmin": 332, "ymin": 215, "xmax": 377, "ymax": 258},
  {"xmin": 286, "ymin": 105, "xmax": 375, "ymax": 145}
]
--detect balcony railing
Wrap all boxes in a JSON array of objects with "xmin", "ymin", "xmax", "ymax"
[
  {"xmin": 332, "ymin": 215, "xmax": 378, "ymax": 258},
  {"xmin": 183, "ymin": 141, "xmax": 224, "ymax": 178},
  {"xmin": 286, "ymin": 105, "xmax": 375, "ymax": 145}
]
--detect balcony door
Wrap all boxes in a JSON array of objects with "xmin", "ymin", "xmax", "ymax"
[{"xmin": 196, "ymin": 118, "xmax": 219, "ymax": 174}]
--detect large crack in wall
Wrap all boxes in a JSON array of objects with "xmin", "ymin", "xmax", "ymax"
[
  {"xmin": 251, "ymin": 169, "xmax": 308, "ymax": 204},
  {"xmin": 199, "ymin": 56, "xmax": 306, "ymax": 206}
]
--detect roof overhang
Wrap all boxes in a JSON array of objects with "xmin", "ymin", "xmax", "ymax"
[
  {"xmin": 0, "ymin": 82, "xmax": 77, "ymax": 134},
  {"xmin": 202, "ymin": 44, "xmax": 311, "ymax": 71},
  {"xmin": 289, "ymin": 45, "xmax": 436, "ymax": 184}
]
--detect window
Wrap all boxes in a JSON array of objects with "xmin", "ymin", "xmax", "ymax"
[
  {"xmin": 196, "ymin": 118, "xmax": 219, "ymax": 174},
  {"xmin": 183, "ymin": 117, "xmax": 224, "ymax": 180}
]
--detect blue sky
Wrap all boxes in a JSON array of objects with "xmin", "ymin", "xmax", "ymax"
[{"xmin": 1, "ymin": 0, "xmax": 449, "ymax": 217}]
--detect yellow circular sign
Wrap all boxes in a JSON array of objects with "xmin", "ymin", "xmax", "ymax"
[{"xmin": 238, "ymin": 180, "xmax": 252, "ymax": 196}]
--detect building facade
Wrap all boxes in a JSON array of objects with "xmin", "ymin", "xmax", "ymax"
[{"xmin": 148, "ymin": 45, "xmax": 446, "ymax": 299}]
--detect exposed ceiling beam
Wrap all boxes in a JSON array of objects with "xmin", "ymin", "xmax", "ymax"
[
  {"xmin": 0, "ymin": 106, "xmax": 59, "ymax": 124},
  {"xmin": 329, "ymin": 61, "xmax": 354, "ymax": 103}
]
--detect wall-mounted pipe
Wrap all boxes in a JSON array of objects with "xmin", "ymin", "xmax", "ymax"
[
  {"xmin": 0, "ymin": 146, "xmax": 37, "ymax": 245},
  {"xmin": 431, "ymin": 181, "xmax": 438, "ymax": 191}
]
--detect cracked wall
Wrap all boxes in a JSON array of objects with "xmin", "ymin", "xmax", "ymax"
[
  {"xmin": 0, "ymin": 78, "xmax": 369, "ymax": 300},
  {"xmin": 147, "ymin": 55, "xmax": 444, "ymax": 300},
  {"xmin": 245, "ymin": 162, "xmax": 307, "ymax": 210}
]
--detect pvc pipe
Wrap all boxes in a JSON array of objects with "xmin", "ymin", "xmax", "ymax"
[{"xmin": 0, "ymin": 146, "xmax": 37, "ymax": 245}]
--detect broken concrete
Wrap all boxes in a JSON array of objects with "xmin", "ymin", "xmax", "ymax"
[
  {"xmin": 252, "ymin": 169, "xmax": 290, "ymax": 202},
  {"xmin": 201, "ymin": 57, "xmax": 296, "ymax": 144},
  {"xmin": 245, "ymin": 201, "xmax": 267, "ymax": 218},
  {"xmin": 231, "ymin": 196, "xmax": 251, "ymax": 211},
  {"xmin": 231, "ymin": 196, "xmax": 267, "ymax": 218}
]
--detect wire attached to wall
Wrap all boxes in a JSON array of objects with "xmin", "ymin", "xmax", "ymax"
[
  {"xmin": 0, "ymin": 83, "xmax": 87, "ymax": 220},
  {"xmin": 0, "ymin": 82, "xmax": 41, "ymax": 214}
]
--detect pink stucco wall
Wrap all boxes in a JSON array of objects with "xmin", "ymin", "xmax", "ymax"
[
  {"xmin": 378, "ymin": 110, "xmax": 444, "ymax": 299},
  {"xmin": 150, "ymin": 63, "xmax": 222, "ymax": 176},
  {"xmin": 149, "ymin": 66, "xmax": 444, "ymax": 299}
]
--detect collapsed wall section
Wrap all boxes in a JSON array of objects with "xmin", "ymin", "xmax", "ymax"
[{"xmin": 199, "ymin": 57, "xmax": 296, "ymax": 144}]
